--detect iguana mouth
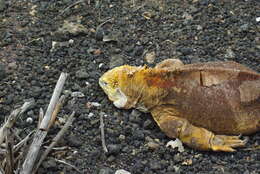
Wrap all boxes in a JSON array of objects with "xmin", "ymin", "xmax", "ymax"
[
  {"xmin": 113, "ymin": 88, "xmax": 128, "ymax": 108},
  {"xmin": 99, "ymin": 79, "xmax": 128, "ymax": 108}
]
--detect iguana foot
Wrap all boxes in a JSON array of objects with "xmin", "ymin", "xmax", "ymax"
[
  {"xmin": 210, "ymin": 135, "xmax": 248, "ymax": 152},
  {"xmin": 151, "ymin": 107, "xmax": 249, "ymax": 152}
]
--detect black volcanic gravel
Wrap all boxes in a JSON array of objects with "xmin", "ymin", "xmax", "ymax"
[{"xmin": 0, "ymin": 0, "xmax": 259, "ymax": 173}]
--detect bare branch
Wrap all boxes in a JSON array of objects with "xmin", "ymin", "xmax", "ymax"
[
  {"xmin": 20, "ymin": 73, "xmax": 68, "ymax": 174},
  {"xmin": 48, "ymin": 95, "xmax": 66, "ymax": 130},
  {"xmin": 37, "ymin": 108, "xmax": 44, "ymax": 129},
  {"xmin": 14, "ymin": 131, "xmax": 34, "ymax": 154},
  {"xmin": 0, "ymin": 165, "xmax": 5, "ymax": 174},
  {"xmin": 54, "ymin": 159, "xmax": 82, "ymax": 174},
  {"xmin": 59, "ymin": 0, "xmax": 85, "ymax": 16},
  {"xmin": 39, "ymin": 72, "xmax": 68, "ymax": 130},
  {"xmin": 5, "ymin": 129, "xmax": 14, "ymax": 174},
  {"xmin": 0, "ymin": 99, "xmax": 35, "ymax": 146},
  {"xmin": 33, "ymin": 111, "xmax": 75, "ymax": 173},
  {"xmin": 100, "ymin": 114, "xmax": 108, "ymax": 153}
]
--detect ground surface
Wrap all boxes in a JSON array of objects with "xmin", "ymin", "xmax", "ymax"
[{"xmin": 0, "ymin": 0, "xmax": 259, "ymax": 174}]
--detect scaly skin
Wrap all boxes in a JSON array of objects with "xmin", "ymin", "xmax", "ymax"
[{"xmin": 99, "ymin": 59, "xmax": 260, "ymax": 152}]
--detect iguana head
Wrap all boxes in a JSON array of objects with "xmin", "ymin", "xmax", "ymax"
[{"xmin": 99, "ymin": 65, "xmax": 138, "ymax": 109}]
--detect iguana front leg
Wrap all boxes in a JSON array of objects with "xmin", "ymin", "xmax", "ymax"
[{"xmin": 151, "ymin": 107, "xmax": 247, "ymax": 152}]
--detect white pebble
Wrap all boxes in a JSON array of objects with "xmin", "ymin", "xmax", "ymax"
[
  {"xmin": 166, "ymin": 139, "xmax": 185, "ymax": 152},
  {"xmin": 115, "ymin": 169, "xmax": 131, "ymax": 174},
  {"xmin": 26, "ymin": 117, "xmax": 33, "ymax": 124},
  {"xmin": 88, "ymin": 113, "xmax": 94, "ymax": 118},
  {"xmin": 91, "ymin": 102, "xmax": 101, "ymax": 107},
  {"xmin": 71, "ymin": 91, "xmax": 85, "ymax": 98},
  {"xmin": 99, "ymin": 63, "xmax": 104, "ymax": 68},
  {"xmin": 256, "ymin": 17, "xmax": 260, "ymax": 22},
  {"xmin": 69, "ymin": 39, "xmax": 74, "ymax": 44}
]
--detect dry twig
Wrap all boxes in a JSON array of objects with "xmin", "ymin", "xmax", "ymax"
[
  {"xmin": 37, "ymin": 108, "xmax": 44, "ymax": 129},
  {"xmin": 0, "ymin": 166, "xmax": 4, "ymax": 174},
  {"xmin": 0, "ymin": 99, "xmax": 35, "ymax": 145},
  {"xmin": 48, "ymin": 95, "xmax": 66, "ymax": 130},
  {"xmin": 59, "ymin": 0, "xmax": 85, "ymax": 16},
  {"xmin": 5, "ymin": 130, "xmax": 14, "ymax": 174},
  {"xmin": 20, "ymin": 73, "xmax": 68, "ymax": 174},
  {"xmin": 39, "ymin": 73, "xmax": 68, "ymax": 130},
  {"xmin": 100, "ymin": 114, "xmax": 108, "ymax": 153},
  {"xmin": 54, "ymin": 159, "xmax": 82, "ymax": 174},
  {"xmin": 33, "ymin": 111, "xmax": 76, "ymax": 173}
]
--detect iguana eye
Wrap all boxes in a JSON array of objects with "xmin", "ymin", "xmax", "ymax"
[{"xmin": 99, "ymin": 81, "xmax": 108, "ymax": 86}]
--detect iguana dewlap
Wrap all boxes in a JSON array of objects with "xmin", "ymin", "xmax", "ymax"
[{"xmin": 99, "ymin": 59, "xmax": 260, "ymax": 152}]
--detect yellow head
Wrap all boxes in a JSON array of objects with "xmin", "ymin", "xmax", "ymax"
[{"xmin": 99, "ymin": 65, "xmax": 136, "ymax": 109}]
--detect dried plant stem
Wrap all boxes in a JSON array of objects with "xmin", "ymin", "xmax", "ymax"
[
  {"xmin": 0, "ymin": 99, "xmax": 35, "ymax": 145},
  {"xmin": 100, "ymin": 114, "xmax": 108, "ymax": 153},
  {"xmin": 54, "ymin": 159, "xmax": 82, "ymax": 174},
  {"xmin": 48, "ymin": 95, "xmax": 66, "ymax": 130},
  {"xmin": 39, "ymin": 73, "xmax": 68, "ymax": 130},
  {"xmin": 60, "ymin": 0, "xmax": 85, "ymax": 16},
  {"xmin": 37, "ymin": 108, "xmax": 44, "ymax": 129},
  {"xmin": 33, "ymin": 111, "xmax": 75, "ymax": 173},
  {"xmin": 5, "ymin": 129, "xmax": 14, "ymax": 174},
  {"xmin": 0, "ymin": 166, "xmax": 4, "ymax": 174},
  {"xmin": 20, "ymin": 73, "xmax": 68, "ymax": 174}
]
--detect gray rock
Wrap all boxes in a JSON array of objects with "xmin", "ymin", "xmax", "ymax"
[
  {"xmin": 0, "ymin": 63, "xmax": 6, "ymax": 79},
  {"xmin": 129, "ymin": 109, "xmax": 142, "ymax": 123},
  {"xmin": 109, "ymin": 54, "xmax": 125, "ymax": 69},
  {"xmin": 240, "ymin": 24, "xmax": 249, "ymax": 31},
  {"xmin": 67, "ymin": 134, "xmax": 82, "ymax": 147},
  {"xmin": 224, "ymin": 48, "xmax": 235, "ymax": 59},
  {"xmin": 118, "ymin": 134, "xmax": 126, "ymax": 141},
  {"xmin": 99, "ymin": 167, "xmax": 114, "ymax": 174},
  {"xmin": 4, "ymin": 94, "xmax": 14, "ymax": 104},
  {"xmin": 144, "ymin": 51, "xmax": 156, "ymax": 64},
  {"xmin": 75, "ymin": 70, "xmax": 88, "ymax": 79},
  {"xmin": 133, "ymin": 130, "xmax": 144, "ymax": 140},
  {"xmin": 133, "ymin": 46, "xmax": 144, "ymax": 56},
  {"xmin": 107, "ymin": 144, "xmax": 121, "ymax": 155},
  {"xmin": 107, "ymin": 155, "xmax": 116, "ymax": 162},
  {"xmin": 147, "ymin": 142, "xmax": 160, "ymax": 150},
  {"xmin": 95, "ymin": 28, "xmax": 104, "ymax": 41},
  {"xmin": 42, "ymin": 158, "xmax": 57, "ymax": 169},
  {"xmin": 31, "ymin": 86, "xmax": 42, "ymax": 98},
  {"xmin": 179, "ymin": 47, "xmax": 193, "ymax": 55},
  {"xmin": 150, "ymin": 161, "xmax": 162, "ymax": 170},
  {"xmin": 7, "ymin": 62, "xmax": 17, "ymax": 70},
  {"xmin": 0, "ymin": 0, "xmax": 6, "ymax": 12},
  {"xmin": 71, "ymin": 91, "xmax": 85, "ymax": 98},
  {"xmin": 143, "ymin": 119, "xmax": 153, "ymax": 129},
  {"xmin": 174, "ymin": 154, "xmax": 183, "ymax": 162}
]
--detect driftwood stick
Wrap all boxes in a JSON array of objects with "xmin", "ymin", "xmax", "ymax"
[
  {"xmin": 48, "ymin": 95, "xmax": 66, "ymax": 130},
  {"xmin": 54, "ymin": 159, "xmax": 82, "ymax": 174},
  {"xmin": 33, "ymin": 111, "xmax": 75, "ymax": 173},
  {"xmin": 0, "ymin": 99, "xmax": 35, "ymax": 145},
  {"xmin": 14, "ymin": 131, "xmax": 34, "ymax": 154},
  {"xmin": 20, "ymin": 73, "xmax": 68, "ymax": 174},
  {"xmin": 59, "ymin": 0, "xmax": 84, "ymax": 16},
  {"xmin": 37, "ymin": 108, "xmax": 44, "ymax": 129},
  {"xmin": 100, "ymin": 114, "xmax": 108, "ymax": 153},
  {"xmin": 13, "ymin": 132, "xmax": 34, "ymax": 171},
  {"xmin": 5, "ymin": 129, "xmax": 14, "ymax": 174},
  {"xmin": 20, "ymin": 131, "xmax": 47, "ymax": 174},
  {"xmin": 39, "ymin": 72, "xmax": 68, "ymax": 130},
  {"xmin": 0, "ymin": 166, "xmax": 4, "ymax": 174}
]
